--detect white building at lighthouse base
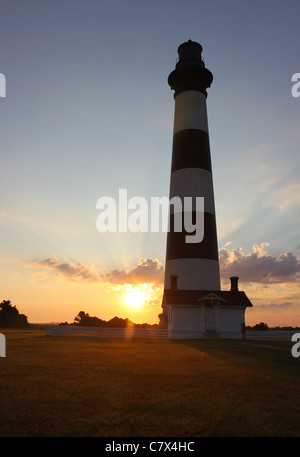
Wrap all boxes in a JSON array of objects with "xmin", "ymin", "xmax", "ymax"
[{"xmin": 161, "ymin": 278, "xmax": 253, "ymax": 340}]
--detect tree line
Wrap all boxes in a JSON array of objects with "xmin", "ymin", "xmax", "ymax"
[
  {"xmin": 0, "ymin": 300, "xmax": 299, "ymax": 331},
  {"xmin": 60, "ymin": 311, "xmax": 159, "ymax": 329},
  {"xmin": 246, "ymin": 322, "xmax": 300, "ymax": 331}
]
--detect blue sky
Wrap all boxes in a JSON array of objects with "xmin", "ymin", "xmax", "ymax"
[{"xmin": 0, "ymin": 0, "xmax": 299, "ymax": 325}]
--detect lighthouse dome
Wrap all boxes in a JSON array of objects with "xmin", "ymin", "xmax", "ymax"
[{"xmin": 176, "ymin": 40, "xmax": 204, "ymax": 69}]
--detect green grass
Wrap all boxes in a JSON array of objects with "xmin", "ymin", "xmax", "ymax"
[{"xmin": 0, "ymin": 329, "xmax": 299, "ymax": 437}]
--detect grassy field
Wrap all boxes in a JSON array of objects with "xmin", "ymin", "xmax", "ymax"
[{"xmin": 0, "ymin": 329, "xmax": 299, "ymax": 437}]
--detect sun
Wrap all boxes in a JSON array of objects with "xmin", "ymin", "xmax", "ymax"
[{"xmin": 124, "ymin": 286, "xmax": 148, "ymax": 309}]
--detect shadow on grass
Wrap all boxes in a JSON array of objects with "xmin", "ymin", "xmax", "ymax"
[{"xmin": 171, "ymin": 338, "xmax": 299, "ymax": 382}]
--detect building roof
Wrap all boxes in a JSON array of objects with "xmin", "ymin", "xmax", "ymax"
[{"xmin": 162, "ymin": 289, "xmax": 253, "ymax": 308}]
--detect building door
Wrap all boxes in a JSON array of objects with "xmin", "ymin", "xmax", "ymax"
[{"xmin": 205, "ymin": 307, "xmax": 215, "ymax": 330}]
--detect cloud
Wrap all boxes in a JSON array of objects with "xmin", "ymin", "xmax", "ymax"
[
  {"xmin": 102, "ymin": 258, "xmax": 164, "ymax": 285},
  {"xmin": 31, "ymin": 257, "xmax": 100, "ymax": 282},
  {"xmin": 31, "ymin": 244, "xmax": 300, "ymax": 290},
  {"xmin": 219, "ymin": 242, "xmax": 300, "ymax": 285},
  {"xmin": 30, "ymin": 256, "xmax": 164, "ymax": 286},
  {"xmin": 252, "ymin": 301, "xmax": 293, "ymax": 309},
  {"xmin": 275, "ymin": 183, "xmax": 300, "ymax": 211}
]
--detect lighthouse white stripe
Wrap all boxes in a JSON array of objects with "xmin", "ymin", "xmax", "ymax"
[
  {"xmin": 173, "ymin": 91, "xmax": 208, "ymax": 135},
  {"xmin": 164, "ymin": 258, "xmax": 221, "ymax": 291},
  {"xmin": 169, "ymin": 168, "xmax": 216, "ymax": 215}
]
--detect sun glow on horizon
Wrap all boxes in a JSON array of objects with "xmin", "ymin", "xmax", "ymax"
[
  {"xmin": 124, "ymin": 285, "xmax": 148, "ymax": 309},
  {"xmin": 123, "ymin": 283, "xmax": 159, "ymax": 311}
]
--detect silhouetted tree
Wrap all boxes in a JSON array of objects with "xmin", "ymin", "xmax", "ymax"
[
  {"xmin": 74, "ymin": 311, "xmax": 89, "ymax": 325},
  {"xmin": 74, "ymin": 311, "xmax": 106, "ymax": 327},
  {"xmin": 252, "ymin": 322, "xmax": 269, "ymax": 331},
  {"xmin": 0, "ymin": 300, "xmax": 28, "ymax": 328},
  {"xmin": 107, "ymin": 316, "xmax": 132, "ymax": 327}
]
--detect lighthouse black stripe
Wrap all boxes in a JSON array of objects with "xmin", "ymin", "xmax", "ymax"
[
  {"xmin": 166, "ymin": 211, "xmax": 219, "ymax": 261},
  {"xmin": 171, "ymin": 129, "xmax": 212, "ymax": 172},
  {"xmin": 169, "ymin": 168, "xmax": 216, "ymax": 215}
]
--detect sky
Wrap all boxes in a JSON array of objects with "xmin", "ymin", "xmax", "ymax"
[{"xmin": 0, "ymin": 0, "xmax": 299, "ymax": 326}]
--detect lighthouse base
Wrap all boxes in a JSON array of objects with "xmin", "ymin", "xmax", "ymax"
[
  {"xmin": 168, "ymin": 327, "xmax": 245, "ymax": 340},
  {"xmin": 160, "ymin": 289, "xmax": 252, "ymax": 340}
]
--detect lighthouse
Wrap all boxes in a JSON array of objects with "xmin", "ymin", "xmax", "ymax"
[{"xmin": 159, "ymin": 41, "xmax": 252, "ymax": 339}]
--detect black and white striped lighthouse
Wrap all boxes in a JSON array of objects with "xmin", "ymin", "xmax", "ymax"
[
  {"xmin": 159, "ymin": 40, "xmax": 253, "ymax": 338},
  {"xmin": 164, "ymin": 40, "xmax": 220, "ymax": 292}
]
